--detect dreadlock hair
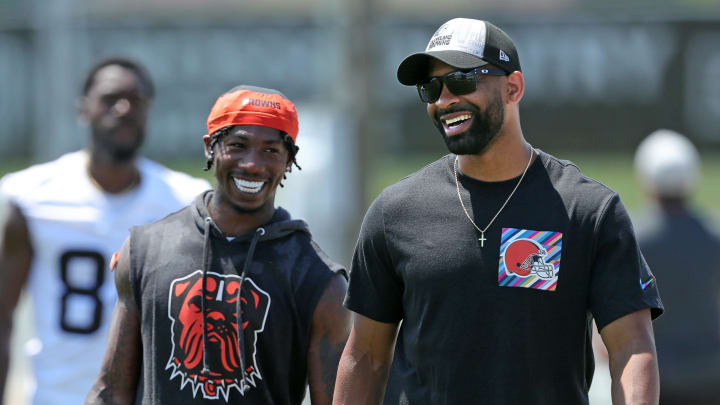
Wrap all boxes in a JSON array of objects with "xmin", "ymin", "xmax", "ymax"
[
  {"xmin": 279, "ymin": 132, "xmax": 301, "ymax": 187},
  {"xmin": 204, "ymin": 126, "xmax": 231, "ymax": 171},
  {"xmin": 204, "ymin": 126, "xmax": 301, "ymax": 185}
]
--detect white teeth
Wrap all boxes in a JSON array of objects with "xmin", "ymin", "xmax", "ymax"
[
  {"xmin": 233, "ymin": 178, "xmax": 264, "ymax": 194},
  {"xmin": 444, "ymin": 114, "xmax": 472, "ymax": 126}
]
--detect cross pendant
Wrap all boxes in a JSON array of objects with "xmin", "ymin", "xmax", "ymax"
[{"xmin": 479, "ymin": 232, "xmax": 486, "ymax": 248}]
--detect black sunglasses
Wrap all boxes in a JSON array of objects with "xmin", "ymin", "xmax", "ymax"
[{"xmin": 416, "ymin": 67, "xmax": 508, "ymax": 103}]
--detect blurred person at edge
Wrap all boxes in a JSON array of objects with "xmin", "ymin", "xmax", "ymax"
[
  {"xmin": 0, "ymin": 192, "xmax": 7, "ymax": 233},
  {"xmin": 633, "ymin": 129, "xmax": 720, "ymax": 405},
  {"xmin": 333, "ymin": 18, "xmax": 663, "ymax": 405},
  {"xmin": 85, "ymin": 85, "xmax": 351, "ymax": 404},
  {"xmin": 0, "ymin": 57, "xmax": 210, "ymax": 405}
]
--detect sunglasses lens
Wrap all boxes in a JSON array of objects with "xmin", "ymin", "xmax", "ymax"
[
  {"xmin": 445, "ymin": 72, "xmax": 477, "ymax": 96},
  {"xmin": 417, "ymin": 71, "xmax": 480, "ymax": 103},
  {"xmin": 417, "ymin": 78, "xmax": 442, "ymax": 103}
]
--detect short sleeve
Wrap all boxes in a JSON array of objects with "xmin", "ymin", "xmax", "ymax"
[
  {"xmin": 344, "ymin": 193, "xmax": 404, "ymax": 323},
  {"xmin": 589, "ymin": 194, "xmax": 664, "ymax": 330}
]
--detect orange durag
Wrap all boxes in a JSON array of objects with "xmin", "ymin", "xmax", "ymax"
[{"xmin": 206, "ymin": 86, "xmax": 298, "ymax": 142}]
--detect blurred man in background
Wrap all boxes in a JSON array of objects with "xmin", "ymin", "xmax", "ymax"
[
  {"xmin": 335, "ymin": 18, "xmax": 662, "ymax": 405},
  {"xmin": 0, "ymin": 57, "xmax": 209, "ymax": 405},
  {"xmin": 86, "ymin": 85, "xmax": 350, "ymax": 404},
  {"xmin": 0, "ymin": 192, "xmax": 7, "ymax": 234},
  {"xmin": 634, "ymin": 129, "xmax": 720, "ymax": 405}
]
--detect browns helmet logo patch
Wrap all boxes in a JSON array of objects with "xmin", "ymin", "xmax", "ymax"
[
  {"xmin": 498, "ymin": 228, "xmax": 562, "ymax": 291},
  {"xmin": 166, "ymin": 270, "xmax": 270, "ymax": 401}
]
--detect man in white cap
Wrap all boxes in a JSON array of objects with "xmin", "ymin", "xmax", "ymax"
[
  {"xmin": 634, "ymin": 129, "xmax": 720, "ymax": 405},
  {"xmin": 0, "ymin": 192, "xmax": 7, "ymax": 234},
  {"xmin": 334, "ymin": 18, "xmax": 662, "ymax": 404}
]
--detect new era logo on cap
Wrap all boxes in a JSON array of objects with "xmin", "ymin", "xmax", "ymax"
[{"xmin": 499, "ymin": 49, "xmax": 510, "ymax": 62}]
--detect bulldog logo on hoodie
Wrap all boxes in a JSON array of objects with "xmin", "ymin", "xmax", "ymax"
[{"xmin": 165, "ymin": 270, "xmax": 271, "ymax": 401}]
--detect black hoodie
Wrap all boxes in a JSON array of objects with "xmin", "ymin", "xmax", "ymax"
[{"xmin": 129, "ymin": 190, "xmax": 344, "ymax": 404}]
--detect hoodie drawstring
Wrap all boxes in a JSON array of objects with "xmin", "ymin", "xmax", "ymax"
[
  {"xmin": 199, "ymin": 218, "xmax": 266, "ymax": 385},
  {"xmin": 200, "ymin": 217, "xmax": 214, "ymax": 375},
  {"xmin": 236, "ymin": 227, "xmax": 265, "ymax": 382}
]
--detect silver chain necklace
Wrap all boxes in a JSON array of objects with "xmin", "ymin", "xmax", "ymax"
[{"xmin": 453, "ymin": 147, "xmax": 535, "ymax": 248}]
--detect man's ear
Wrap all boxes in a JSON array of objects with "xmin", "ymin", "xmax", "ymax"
[
  {"xmin": 506, "ymin": 71, "xmax": 525, "ymax": 105},
  {"xmin": 202, "ymin": 134, "xmax": 211, "ymax": 158}
]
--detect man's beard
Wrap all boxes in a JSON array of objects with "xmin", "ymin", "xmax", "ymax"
[
  {"xmin": 433, "ymin": 91, "xmax": 505, "ymax": 155},
  {"xmin": 91, "ymin": 126, "xmax": 145, "ymax": 163},
  {"xmin": 106, "ymin": 145, "xmax": 140, "ymax": 163}
]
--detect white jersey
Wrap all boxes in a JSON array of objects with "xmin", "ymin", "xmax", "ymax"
[{"xmin": 0, "ymin": 150, "xmax": 210, "ymax": 405}]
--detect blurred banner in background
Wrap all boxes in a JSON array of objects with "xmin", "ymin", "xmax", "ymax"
[{"xmin": 2, "ymin": 0, "xmax": 720, "ymax": 158}]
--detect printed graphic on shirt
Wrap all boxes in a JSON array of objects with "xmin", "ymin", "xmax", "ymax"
[
  {"xmin": 498, "ymin": 228, "xmax": 562, "ymax": 291},
  {"xmin": 166, "ymin": 270, "xmax": 271, "ymax": 401}
]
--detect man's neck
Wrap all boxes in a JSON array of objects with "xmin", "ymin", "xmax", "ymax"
[
  {"xmin": 657, "ymin": 196, "xmax": 688, "ymax": 214},
  {"xmin": 457, "ymin": 133, "xmax": 534, "ymax": 182},
  {"xmin": 207, "ymin": 196, "xmax": 276, "ymax": 237},
  {"xmin": 86, "ymin": 150, "xmax": 140, "ymax": 194}
]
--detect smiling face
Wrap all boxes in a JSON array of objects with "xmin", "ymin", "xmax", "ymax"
[
  {"xmin": 206, "ymin": 125, "xmax": 290, "ymax": 215},
  {"xmin": 425, "ymin": 59, "xmax": 507, "ymax": 155}
]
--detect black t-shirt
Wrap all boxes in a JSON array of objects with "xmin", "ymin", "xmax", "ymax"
[{"xmin": 345, "ymin": 151, "xmax": 663, "ymax": 405}]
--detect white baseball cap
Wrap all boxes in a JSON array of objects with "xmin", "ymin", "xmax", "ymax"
[{"xmin": 634, "ymin": 129, "xmax": 700, "ymax": 197}]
